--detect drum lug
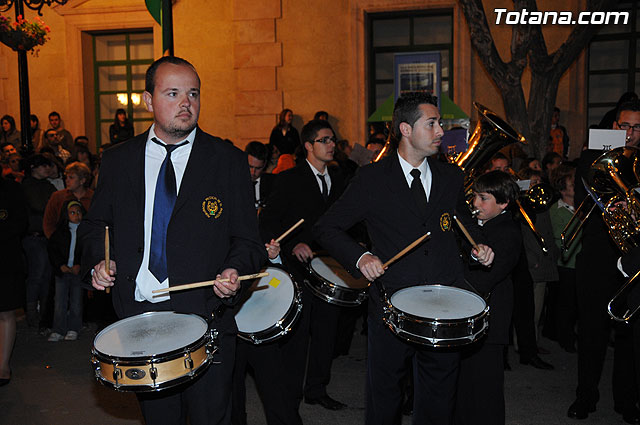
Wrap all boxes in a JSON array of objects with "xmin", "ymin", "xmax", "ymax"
[
  {"xmin": 112, "ymin": 363, "xmax": 122, "ymax": 387},
  {"xmin": 149, "ymin": 365, "xmax": 158, "ymax": 384},
  {"xmin": 184, "ymin": 352, "xmax": 194, "ymax": 374}
]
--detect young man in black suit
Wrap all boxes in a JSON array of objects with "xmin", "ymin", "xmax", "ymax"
[
  {"xmin": 568, "ymin": 99, "xmax": 640, "ymax": 423},
  {"xmin": 80, "ymin": 56, "xmax": 266, "ymax": 425},
  {"xmin": 313, "ymin": 92, "xmax": 493, "ymax": 425},
  {"xmin": 245, "ymin": 141, "xmax": 275, "ymax": 210},
  {"xmin": 259, "ymin": 119, "xmax": 348, "ymax": 412}
]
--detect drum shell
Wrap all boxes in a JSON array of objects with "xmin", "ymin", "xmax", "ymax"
[
  {"xmin": 91, "ymin": 312, "xmax": 216, "ymax": 392},
  {"xmin": 236, "ymin": 265, "xmax": 303, "ymax": 345},
  {"xmin": 305, "ymin": 257, "xmax": 369, "ymax": 307},
  {"xmin": 383, "ymin": 285, "xmax": 490, "ymax": 347}
]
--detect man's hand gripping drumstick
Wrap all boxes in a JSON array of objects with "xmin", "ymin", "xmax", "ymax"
[{"xmin": 357, "ymin": 232, "xmax": 431, "ymax": 282}]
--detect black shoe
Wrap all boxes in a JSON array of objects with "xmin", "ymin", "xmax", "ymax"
[
  {"xmin": 520, "ymin": 354, "xmax": 554, "ymax": 370},
  {"xmin": 567, "ymin": 399, "xmax": 596, "ymax": 419},
  {"xmin": 305, "ymin": 395, "xmax": 347, "ymax": 410}
]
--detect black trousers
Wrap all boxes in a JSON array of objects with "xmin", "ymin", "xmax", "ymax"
[
  {"xmin": 136, "ymin": 330, "xmax": 235, "ymax": 425},
  {"xmin": 575, "ymin": 256, "xmax": 637, "ymax": 410},
  {"xmin": 511, "ymin": 250, "xmax": 538, "ymax": 360},
  {"xmin": 231, "ymin": 339, "xmax": 301, "ymax": 425},
  {"xmin": 455, "ymin": 343, "xmax": 505, "ymax": 425},
  {"xmin": 365, "ymin": 316, "xmax": 459, "ymax": 425}
]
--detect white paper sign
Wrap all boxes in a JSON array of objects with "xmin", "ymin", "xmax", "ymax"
[{"xmin": 588, "ymin": 129, "xmax": 626, "ymax": 150}]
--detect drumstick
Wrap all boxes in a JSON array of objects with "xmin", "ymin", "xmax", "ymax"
[
  {"xmin": 105, "ymin": 226, "xmax": 110, "ymax": 294},
  {"xmin": 275, "ymin": 219, "xmax": 304, "ymax": 243},
  {"xmin": 151, "ymin": 272, "xmax": 269, "ymax": 294},
  {"xmin": 453, "ymin": 216, "xmax": 480, "ymax": 251},
  {"xmin": 382, "ymin": 232, "xmax": 431, "ymax": 269}
]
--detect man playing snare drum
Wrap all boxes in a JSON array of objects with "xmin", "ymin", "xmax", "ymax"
[
  {"xmin": 313, "ymin": 92, "xmax": 493, "ymax": 425},
  {"xmin": 80, "ymin": 56, "xmax": 266, "ymax": 425}
]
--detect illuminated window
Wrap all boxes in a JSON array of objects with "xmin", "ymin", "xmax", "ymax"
[{"xmin": 93, "ymin": 32, "xmax": 154, "ymax": 147}]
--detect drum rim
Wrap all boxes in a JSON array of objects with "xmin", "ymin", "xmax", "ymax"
[
  {"xmin": 92, "ymin": 311, "xmax": 210, "ymax": 362},
  {"xmin": 237, "ymin": 283, "xmax": 303, "ymax": 344},
  {"xmin": 387, "ymin": 284, "xmax": 489, "ymax": 323},
  {"xmin": 307, "ymin": 256, "xmax": 370, "ymax": 294},
  {"xmin": 235, "ymin": 265, "xmax": 296, "ymax": 333}
]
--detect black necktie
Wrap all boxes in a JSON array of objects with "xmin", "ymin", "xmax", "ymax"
[
  {"xmin": 318, "ymin": 173, "xmax": 328, "ymax": 201},
  {"xmin": 149, "ymin": 137, "xmax": 189, "ymax": 283},
  {"xmin": 410, "ymin": 168, "xmax": 428, "ymax": 216}
]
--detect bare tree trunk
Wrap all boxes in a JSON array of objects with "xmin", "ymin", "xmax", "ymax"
[{"xmin": 458, "ymin": 0, "xmax": 618, "ymax": 159}]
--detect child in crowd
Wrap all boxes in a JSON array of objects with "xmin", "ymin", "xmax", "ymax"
[
  {"xmin": 47, "ymin": 200, "xmax": 85, "ymax": 342},
  {"xmin": 456, "ymin": 170, "xmax": 522, "ymax": 425}
]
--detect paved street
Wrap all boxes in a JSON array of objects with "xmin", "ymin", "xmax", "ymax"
[{"xmin": 0, "ymin": 313, "xmax": 627, "ymax": 425}]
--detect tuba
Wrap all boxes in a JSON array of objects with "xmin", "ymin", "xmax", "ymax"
[
  {"xmin": 581, "ymin": 146, "xmax": 640, "ymax": 322},
  {"xmin": 456, "ymin": 103, "xmax": 548, "ymax": 253}
]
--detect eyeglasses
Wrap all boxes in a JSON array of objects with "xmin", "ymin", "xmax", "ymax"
[
  {"xmin": 616, "ymin": 122, "xmax": 640, "ymax": 132},
  {"xmin": 313, "ymin": 136, "xmax": 337, "ymax": 145}
]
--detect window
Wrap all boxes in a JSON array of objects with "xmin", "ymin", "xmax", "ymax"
[
  {"xmin": 587, "ymin": 2, "xmax": 638, "ymax": 127},
  {"xmin": 367, "ymin": 10, "xmax": 453, "ymax": 116},
  {"xmin": 93, "ymin": 32, "xmax": 154, "ymax": 147}
]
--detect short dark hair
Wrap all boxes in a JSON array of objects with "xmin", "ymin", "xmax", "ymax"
[
  {"xmin": 314, "ymin": 110, "xmax": 329, "ymax": 120},
  {"xmin": 48, "ymin": 111, "xmax": 60, "ymax": 119},
  {"xmin": 391, "ymin": 92, "xmax": 438, "ymax": 147},
  {"xmin": 0, "ymin": 141, "xmax": 14, "ymax": 151},
  {"xmin": 541, "ymin": 152, "xmax": 562, "ymax": 170},
  {"xmin": 300, "ymin": 119, "xmax": 334, "ymax": 144},
  {"xmin": 145, "ymin": 56, "xmax": 199, "ymax": 94},
  {"xmin": 549, "ymin": 164, "xmax": 576, "ymax": 193},
  {"xmin": 617, "ymin": 99, "xmax": 640, "ymax": 120},
  {"xmin": 472, "ymin": 170, "xmax": 520, "ymax": 206},
  {"xmin": 553, "ymin": 106, "xmax": 560, "ymax": 113},
  {"xmin": 44, "ymin": 129, "xmax": 57, "ymax": 138},
  {"xmin": 518, "ymin": 167, "xmax": 542, "ymax": 180},
  {"xmin": 366, "ymin": 132, "xmax": 386, "ymax": 148},
  {"xmin": 26, "ymin": 154, "xmax": 53, "ymax": 170},
  {"xmin": 245, "ymin": 141, "xmax": 268, "ymax": 162}
]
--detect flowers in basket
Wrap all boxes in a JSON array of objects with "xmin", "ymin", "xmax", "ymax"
[{"xmin": 0, "ymin": 15, "xmax": 51, "ymax": 55}]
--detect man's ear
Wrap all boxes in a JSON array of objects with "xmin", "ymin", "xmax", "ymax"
[
  {"xmin": 142, "ymin": 91, "xmax": 153, "ymax": 112},
  {"xmin": 399, "ymin": 122, "xmax": 412, "ymax": 138}
]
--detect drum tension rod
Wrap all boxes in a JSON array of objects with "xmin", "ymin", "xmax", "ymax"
[
  {"xmin": 184, "ymin": 352, "xmax": 194, "ymax": 372},
  {"xmin": 149, "ymin": 365, "xmax": 158, "ymax": 382},
  {"xmin": 112, "ymin": 363, "xmax": 122, "ymax": 385}
]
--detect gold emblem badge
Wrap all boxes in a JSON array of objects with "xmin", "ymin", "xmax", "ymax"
[
  {"xmin": 0, "ymin": 209, "xmax": 7, "ymax": 220},
  {"xmin": 440, "ymin": 212, "xmax": 452, "ymax": 232},
  {"xmin": 202, "ymin": 196, "xmax": 223, "ymax": 219}
]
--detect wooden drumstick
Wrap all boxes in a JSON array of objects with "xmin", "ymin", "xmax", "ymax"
[
  {"xmin": 151, "ymin": 272, "xmax": 269, "ymax": 294},
  {"xmin": 382, "ymin": 232, "xmax": 431, "ymax": 269},
  {"xmin": 275, "ymin": 218, "xmax": 304, "ymax": 243},
  {"xmin": 105, "ymin": 226, "xmax": 111, "ymax": 294},
  {"xmin": 453, "ymin": 216, "xmax": 480, "ymax": 251}
]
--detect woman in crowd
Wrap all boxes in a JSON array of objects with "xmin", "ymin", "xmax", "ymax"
[
  {"xmin": 1, "ymin": 115, "xmax": 21, "ymax": 148},
  {"xmin": 108, "ymin": 108, "xmax": 134, "ymax": 145}
]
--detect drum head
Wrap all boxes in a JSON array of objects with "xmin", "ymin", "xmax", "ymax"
[
  {"xmin": 235, "ymin": 267, "xmax": 294, "ymax": 334},
  {"xmin": 93, "ymin": 312, "xmax": 208, "ymax": 358},
  {"xmin": 390, "ymin": 285, "xmax": 486, "ymax": 320},
  {"xmin": 310, "ymin": 257, "xmax": 369, "ymax": 290}
]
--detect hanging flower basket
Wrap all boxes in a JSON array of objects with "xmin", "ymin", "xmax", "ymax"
[{"xmin": 0, "ymin": 15, "xmax": 50, "ymax": 55}]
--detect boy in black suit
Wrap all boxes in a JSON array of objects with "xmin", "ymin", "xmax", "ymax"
[{"xmin": 455, "ymin": 170, "xmax": 522, "ymax": 425}]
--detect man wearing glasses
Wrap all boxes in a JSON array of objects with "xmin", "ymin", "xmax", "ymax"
[
  {"xmin": 568, "ymin": 99, "xmax": 640, "ymax": 423},
  {"xmin": 259, "ymin": 119, "xmax": 348, "ymax": 416}
]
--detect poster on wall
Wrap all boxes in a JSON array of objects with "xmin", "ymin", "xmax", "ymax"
[{"xmin": 394, "ymin": 52, "xmax": 441, "ymax": 106}]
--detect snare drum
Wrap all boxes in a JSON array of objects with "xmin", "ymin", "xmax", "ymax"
[
  {"xmin": 383, "ymin": 285, "xmax": 489, "ymax": 347},
  {"xmin": 306, "ymin": 256, "xmax": 369, "ymax": 307},
  {"xmin": 91, "ymin": 311, "xmax": 216, "ymax": 392},
  {"xmin": 234, "ymin": 266, "xmax": 302, "ymax": 344}
]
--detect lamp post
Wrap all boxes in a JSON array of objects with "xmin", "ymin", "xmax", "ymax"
[{"xmin": 0, "ymin": 0, "xmax": 67, "ymax": 154}]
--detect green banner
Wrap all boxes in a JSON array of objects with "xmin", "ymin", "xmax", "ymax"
[{"xmin": 146, "ymin": 0, "xmax": 161, "ymax": 25}]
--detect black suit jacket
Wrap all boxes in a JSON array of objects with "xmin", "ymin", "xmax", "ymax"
[
  {"xmin": 259, "ymin": 162, "xmax": 346, "ymax": 270},
  {"xmin": 313, "ymin": 151, "xmax": 482, "ymax": 315},
  {"xmin": 256, "ymin": 173, "xmax": 276, "ymax": 210},
  {"xmin": 79, "ymin": 128, "xmax": 267, "ymax": 321},
  {"xmin": 464, "ymin": 212, "xmax": 521, "ymax": 345}
]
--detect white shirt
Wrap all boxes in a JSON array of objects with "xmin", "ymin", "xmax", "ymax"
[
  {"xmin": 254, "ymin": 176, "xmax": 261, "ymax": 208},
  {"xmin": 134, "ymin": 125, "xmax": 196, "ymax": 303},
  {"xmin": 306, "ymin": 160, "xmax": 332, "ymax": 195},
  {"xmin": 397, "ymin": 154, "xmax": 432, "ymax": 201}
]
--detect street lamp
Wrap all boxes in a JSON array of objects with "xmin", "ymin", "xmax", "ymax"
[{"xmin": 0, "ymin": 0, "xmax": 67, "ymax": 154}]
